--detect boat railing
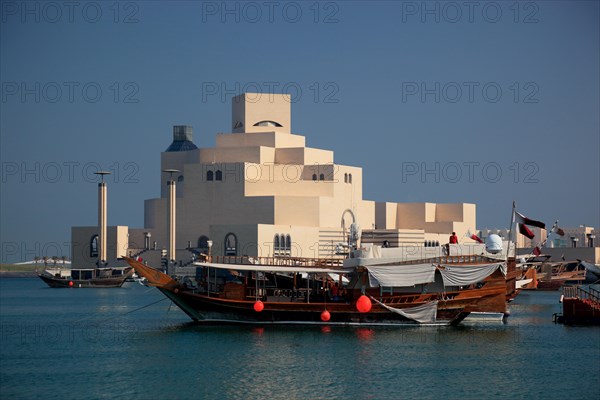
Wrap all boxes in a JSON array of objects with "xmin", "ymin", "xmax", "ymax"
[
  {"xmin": 379, "ymin": 291, "xmax": 460, "ymax": 304},
  {"xmin": 205, "ymin": 255, "xmax": 500, "ymax": 268},
  {"xmin": 438, "ymin": 255, "xmax": 498, "ymax": 264},
  {"xmin": 378, "ymin": 255, "xmax": 504, "ymax": 267},
  {"xmin": 563, "ymin": 285, "xmax": 600, "ymax": 303},
  {"xmin": 207, "ymin": 255, "xmax": 345, "ymax": 269},
  {"xmin": 247, "ymin": 287, "xmax": 312, "ymax": 301}
]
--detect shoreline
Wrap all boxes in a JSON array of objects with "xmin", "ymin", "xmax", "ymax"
[{"xmin": 0, "ymin": 271, "xmax": 38, "ymax": 278}]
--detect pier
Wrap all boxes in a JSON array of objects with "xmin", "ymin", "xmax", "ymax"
[{"xmin": 555, "ymin": 286, "xmax": 600, "ymax": 325}]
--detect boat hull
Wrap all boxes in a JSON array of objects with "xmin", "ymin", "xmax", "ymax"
[{"xmin": 160, "ymin": 288, "xmax": 468, "ymax": 326}]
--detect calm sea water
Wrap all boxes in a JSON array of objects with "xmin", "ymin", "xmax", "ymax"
[{"xmin": 1, "ymin": 278, "xmax": 598, "ymax": 400}]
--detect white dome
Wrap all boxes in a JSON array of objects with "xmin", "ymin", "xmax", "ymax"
[{"xmin": 485, "ymin": 234, "xmax": 503, "ymax": 254}]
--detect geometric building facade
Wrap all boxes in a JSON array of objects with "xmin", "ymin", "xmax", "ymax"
[{"xmin": 72, "ymin": 93, "xmax": 477, "ymax": 269}]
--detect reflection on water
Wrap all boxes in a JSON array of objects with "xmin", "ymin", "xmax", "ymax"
[
  {"xmin": 1, "ymin": 279, "xmax": 598, "ymax": 400},
  {"xmin": 355, "ymin": 327, "xmax": 375, "ymax": 341}
]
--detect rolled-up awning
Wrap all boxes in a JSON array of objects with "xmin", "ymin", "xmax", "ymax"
[
  {"xmin": 367, "ymin": 263, "xmax": 436, "ymax": 287},
  {"xmin": 438, "ymin": 262, "xmax": 506, "ymax": 286}
]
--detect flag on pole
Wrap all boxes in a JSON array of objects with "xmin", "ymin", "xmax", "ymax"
[
  {"xmin": 465, "ymin": 230, "xmax": 484, "ymax": 243},
  {"xmin": 533, "ymin": 246, "xmax": 541, "ymax": 256},
  {"xmin": 514, "ymin": 211, "xmax": 546, "ymax": 229},
  {"xmin": 554, "ymin": 226, "xmax": 565, "ymax": 236},
  {"xmin": 471, "ymin": 234, "xmax": 483, "ymax": 243},
  {"xmin": 519, "ymin": 223, "xmax": 535, "ymax": 239}
]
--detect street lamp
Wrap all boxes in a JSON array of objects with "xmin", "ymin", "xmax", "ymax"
[
  {"xmin": 163, "ymin": 169, "xmax": 180, "ymax": 266},
  {"xmin": 207, "ymin": 240, "xmax": 213, "ymax": 261},
  {"xmin": 94, "ymin": 171, "xmax": 111, "ymax": 267}
]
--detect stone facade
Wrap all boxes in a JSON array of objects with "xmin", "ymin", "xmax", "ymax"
[{"xmin": 72, "ymin": 93, "xmax": 477, "ymax": 268}]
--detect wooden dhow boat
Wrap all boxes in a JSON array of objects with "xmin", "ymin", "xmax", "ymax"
[
  {"xmin": 124, "ymin": 242, "xmax": 515, "ymax": 326},
  {"xmin": 38, "ymin": 266, "xmax": 134, "ymax": 288}
]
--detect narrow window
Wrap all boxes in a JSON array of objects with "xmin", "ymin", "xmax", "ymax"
[
  {"xmin": 344, "ymin": 173, "xmax": 348, "ymax": 183},
  {"xmin": 348, "ymin": 173, "xmax": 352, "ymax": 184},
  {"xmin": 319, "ymin": 173, "xmax": 325, "ymax": 181},
  {"xmin": 215, "ymin": 170, "xmax": 223, "ymax": 181},
  {"xmin": 207, "ymin": 171, "xmax": 213, "ymax": 181},
  {"xmin": 198, "ymin": 236, "xmax": 210, "ymax": 257},
  {"xmin": 224, "ymin": 233, "xmax": 237, "ymax": 256},
  {"xmin": 177, "ymin": 175, "xmax": 184, "ymax": 182},
  {"xmin": 285, "ymin": 235, "xmax": 291, "ymax": 253},
  {"xmin": 312, "ymin": 174, "xmax": 317, "ymax": 181},
  {"xmin": 274, "ymin": 235, "xmax": 280, "ymax": 255},
  {"xmin": 90, "ymin": 235, "xmax": 99, "ymax": 257}
]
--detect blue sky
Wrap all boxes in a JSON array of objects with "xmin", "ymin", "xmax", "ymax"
[{"xmin": 1, "ymin": 1, "xmax": 598, "ymax": 262}]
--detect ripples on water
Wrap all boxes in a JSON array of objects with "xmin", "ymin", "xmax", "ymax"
[{"xmin": 1, "ymin": 279, "xmax": 598, "ymax": 399}]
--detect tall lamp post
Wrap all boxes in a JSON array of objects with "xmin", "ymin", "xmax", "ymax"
[
  {"xmin": 164, "ymin": 169, "xmax": 180, "ymax": 273},
  {"xmin": 94, "ymin": 171, "xmax": 111, "ymax": 267},
  {"xmin": 207, "ymin": 240, "xmax": 213, "ymax": 262}
]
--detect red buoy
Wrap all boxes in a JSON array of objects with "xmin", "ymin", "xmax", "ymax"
[
  {"xmin": 356, "ymin": 295, "xmax": 372, "ymax": 313},
  {"xmin": 321, "ymin": 310, "xmax": 331, "ymax": 322},
  {"xmin": 254, "ymin": 300, "xmax": 264, "ymax": 312},
  {"xmin": 68, "ymin": 281, "xmax": 74, "ymax": 287}
]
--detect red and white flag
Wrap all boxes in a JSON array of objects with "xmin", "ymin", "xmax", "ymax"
[
  {"xmin": 514, "ymin": 211, "xmax": 546, "ymax": 229},
  {"xmin": 465, "ymin": 230, "xmax": 484, "ymax": 243},
  {"xmin": 518, "ymin": 223, "xmax": 535, "ymax": 239}
]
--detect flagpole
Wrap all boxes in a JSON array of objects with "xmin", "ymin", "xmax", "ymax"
[
  {"xmin": 539, "ymin": 220, "xmax": 558, "ymax": 249},
  {"xmin": 507, "ymin": 200, "xmax": 516, "ymax": 257}
]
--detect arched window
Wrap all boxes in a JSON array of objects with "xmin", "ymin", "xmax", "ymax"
[
  {"xmin": 312, "ymin": 174, "xmax": 317, "ymax": 181},
  {"xmin": 319, "ymin": 173, "xmax": 325, "ymax": 181},
  {"xmin": 90, "ymin": 235, "xmax": 99, "ymax": 257},
  {"xmin": 198, "ymin": 235, "xmax": 210, "ymax": 256},
  {"xmin": 348, "ymin": 173, "xmax": 352, "ymax": 184},
  {"xmin": 215, "ymin": 170, "xmax": 223, "ymax": 181},
  {"xmin": 224, "ymin": 233, "xmax": 237, "ymax": 256},
  {"xmin": 344, "ymin": 173, "xmax": 348, "ymax": 183},
  {"xmin": 280, "ymin": 234, "xmax": 286, "ymax": 255},
  {"xmin": 253, "ymin": 120, "xmax": 283, "ymax": 127},
  {"xmin": 285, "ymin": 235, "xmax": 291, "ymax": 252},
  {"xmin": 274, "ymin": 235, "xmax": 280, "ymax": 254},
  {"xmin": 177, "ymin": 175, "xmax": 184, "ymax": 182},
  {"xmin": 206, "ymin": 171, "xmax": 213, "ymax": 181}
]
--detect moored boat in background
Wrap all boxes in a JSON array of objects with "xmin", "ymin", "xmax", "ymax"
[{"xmin": 38, "ymin": 266, "xmax": 134, "ymax": 288}]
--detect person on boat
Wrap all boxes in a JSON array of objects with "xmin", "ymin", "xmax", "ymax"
[
  {"xmin": 444, "ymin": 232, "xmax": 459, "ymax": 255},
  {"xmin": 339, "ymin": 286, "xmax": 348, "ymax": 303},
  {"xmin": 331, "ymin": 282, "xmax": 340, "ymax": 302},
  {"xmin": 449, "ymin": 232, "xmax": 458, "ymax": 244}
]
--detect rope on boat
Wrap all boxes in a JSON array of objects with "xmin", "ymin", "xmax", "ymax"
[
  {"xmin": 103, "ymin": 297, "xmax": 170, "ymax": 322},
  {"xmin": 165, "ymin": 300, "xmax": 174, "ymax": 317},
  {"xmin": 73, "ymin": 297, "xmax": 169, "ymax": 324}
]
